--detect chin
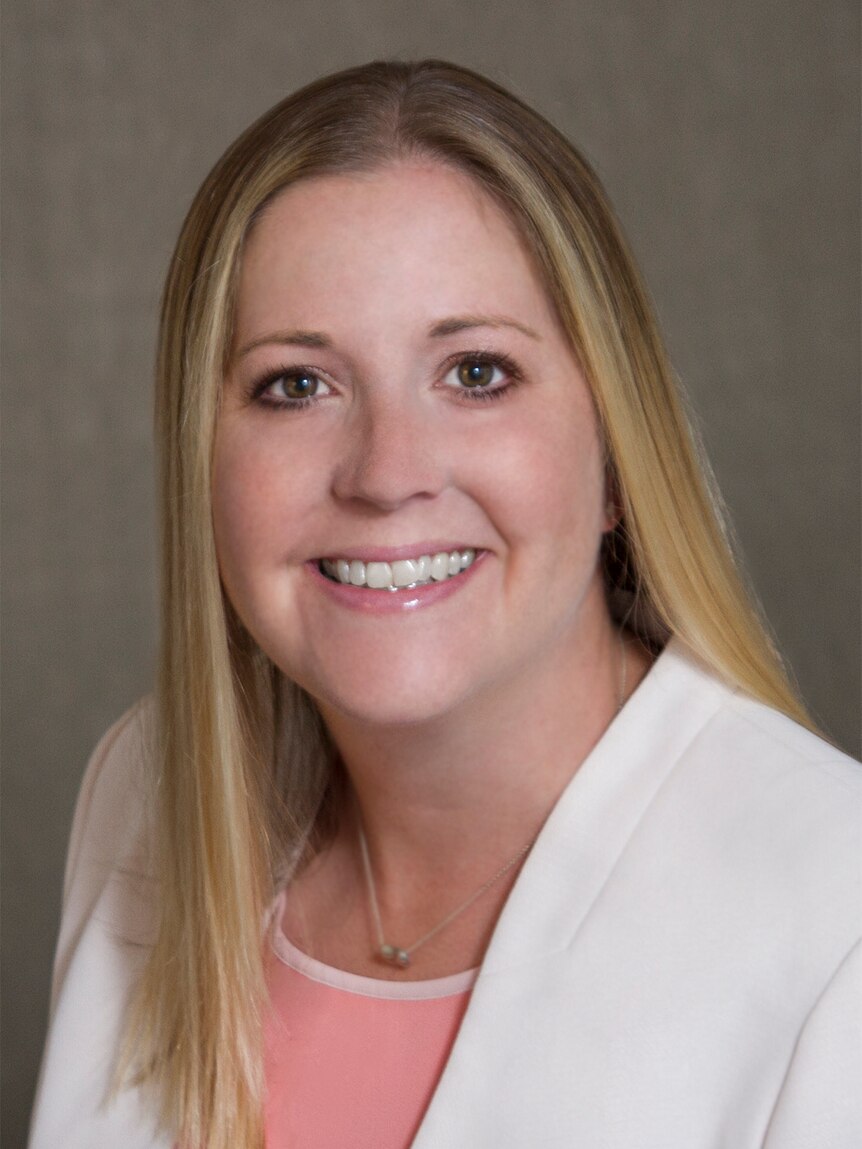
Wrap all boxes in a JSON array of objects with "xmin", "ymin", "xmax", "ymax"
[{"xmin": 305, "ymin": 664, "xmax": 478, "ymax": 730}]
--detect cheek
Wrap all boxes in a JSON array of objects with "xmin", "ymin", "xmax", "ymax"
[
  {"xmin": 211, "ymin": 436, "xmax": 266, "ymax": 577},
  {"xmin": 212, "ymin": 423, "xmax": 323, "ymax": 561},
  {"xmin": 211, "ymin": 426, "xmax": 301, "ymax": 610},
  {"xmin": 478, "ymin": 406, "xmax": 609, "ymax": 552}
]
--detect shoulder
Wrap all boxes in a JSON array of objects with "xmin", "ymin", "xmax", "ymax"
[
  {"xmin": 31, "ymin": 701, "xmax": 170, "ymax": 1147},
  {"xmin": 654, "ymin": 639, "xmax": 861, "ymax": 806},
  {"xmin": 75, "ymin": 695, "xmax": 156, "ymax": 802},
  {"xmin": 722, "ymin": 680, "xmax": 859, "ymax": 788},
  {"xmin": 50, "ymin": 696, "xmax": 160, "ymax": 1005},
  {"xmin": 690, "ymin": 657, "xmax": 862, "ymax": 838},
  {"xmin": 628, "ymin": 640, "xmax": 862, "ymax": 843},
  {"xmin": 654, "ymin": 645, "xmax": 862, "ymax": 957},
  {"xmin": 62, "ymin": 697, "xmax": 158, "ymax": 902}
]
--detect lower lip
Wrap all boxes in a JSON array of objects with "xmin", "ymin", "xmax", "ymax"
[{"xmin": 304, "ymin": 552, "xmax": 488, "ymax": 613}]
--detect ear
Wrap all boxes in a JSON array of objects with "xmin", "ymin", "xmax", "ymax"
[{"xmin": 602, "ymin": 467, "xmax": 622, "ymax": 533}]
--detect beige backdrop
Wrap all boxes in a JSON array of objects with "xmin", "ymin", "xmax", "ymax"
[{"xmin": 3, "ymin": 1, "xmax": 859, "ymax": 1142}]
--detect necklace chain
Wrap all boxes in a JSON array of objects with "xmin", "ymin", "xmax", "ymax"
[
  {"xmin": 358, "ymin": 629, "xmax": 629, "ymax": 969},
  {"xmin": 358, "ymin": 822, "xmax": 535, "ymax": 968}
]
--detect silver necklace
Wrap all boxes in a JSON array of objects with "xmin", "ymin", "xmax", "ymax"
[
  {"xmin": 359, "ymin": 820, "xmax": 535, "ymax": 968},
  {"xmin": 358, "ymin": 629, "xmax": 628, "ymax": 970}
]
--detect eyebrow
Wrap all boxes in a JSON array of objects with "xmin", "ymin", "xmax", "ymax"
[
  {"xmin": 234, "ymin": 315, "xmax": 540, "ymax": 359},
  {"xmin": 428, "ymin": 315, "xmax": 541, "ymax": 340},
  {"xmin": 235, "ymin": 329, "xmax": 333, "ymax": 358}
]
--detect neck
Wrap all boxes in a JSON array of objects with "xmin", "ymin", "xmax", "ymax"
[{"xmin": 315, "ymin": 607, "xmax": 646, "ymax": 905}]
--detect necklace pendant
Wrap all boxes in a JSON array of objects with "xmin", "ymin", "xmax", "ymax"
[{"xmin": 379, "ymin": 943, "xmax": 410, "ymax": 968}]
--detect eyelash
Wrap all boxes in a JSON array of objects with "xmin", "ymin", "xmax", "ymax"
[
  {"xmin": 443, "ymin": 351, "xmax": 523, "ymax": 403},
  {"xmin": 246, "ymin": 368, "xmax": 329, "ymax": 411},
  {"xmin": 245, "ymin": 351, "xmax": 524, "ymax": 411}
]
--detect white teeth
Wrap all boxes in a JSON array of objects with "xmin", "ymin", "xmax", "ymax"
[
  {"xmin": 391, "ymin": 559, "xmax": 419, "ymax": 587},
  {"xmin": 365, "ymin": 561, "xmax": 392, "ymax": 589},
  {"xmin": 320, "ymin": 548, "xmax": 478, "ymax": 590},
  {"xmin": 430, "ymin": 552, "xmax": 450, "ymax": 581}
]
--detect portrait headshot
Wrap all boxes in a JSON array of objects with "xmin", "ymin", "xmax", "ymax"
[{"xmin": 3, "ymin": 3, "xmax": 859, "ymax": 1147}]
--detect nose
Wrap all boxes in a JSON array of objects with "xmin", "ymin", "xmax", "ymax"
[{"xmin": 331, "ymin": 392, "xmax": 448, "ymax": 511}]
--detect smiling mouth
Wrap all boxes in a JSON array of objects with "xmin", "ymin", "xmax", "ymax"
[{"xmin": 318, "ymin": 549, "xmax": 478, "ymax": 591}]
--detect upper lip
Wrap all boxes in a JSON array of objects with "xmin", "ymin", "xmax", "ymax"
[{"xmin": 313, "ymin": 542, "xmax": 482, "ymax": 563}]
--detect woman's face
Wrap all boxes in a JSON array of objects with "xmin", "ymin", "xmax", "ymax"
[{"xmin": 214, "ymin": 161, "xmax": 615, "ymax": 726}]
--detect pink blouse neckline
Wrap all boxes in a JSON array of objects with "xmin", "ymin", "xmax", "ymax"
[{"xmin": 268, "ymin": 888, "xmax": 479, "ymax": 1001}]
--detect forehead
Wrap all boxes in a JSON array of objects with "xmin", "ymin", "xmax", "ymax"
[{"xmin": 235, "ymin": 162, "xmax": 561, "ymax": 339}]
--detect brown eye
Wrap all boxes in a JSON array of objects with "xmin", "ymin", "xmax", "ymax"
[
  {"xmin": 456, "ymin": 360, "xmax": 498, "ymax": 388},
  {"xmin": 252, "ymin": 369, "xmax": 333, "ymax": 408},
  {"xmin": 282, "ymin": 372, "xmax": 321, "ymax": 399}
]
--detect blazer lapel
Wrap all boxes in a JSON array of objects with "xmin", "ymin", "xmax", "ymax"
[{"xmin": 412, "ymin": 641, "xmax": 725, "ymax": 1145}]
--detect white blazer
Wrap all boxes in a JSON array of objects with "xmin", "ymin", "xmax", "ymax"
[{"xmin": 28, "ymin": 641, "xmax": 862, "ymax": 1148}]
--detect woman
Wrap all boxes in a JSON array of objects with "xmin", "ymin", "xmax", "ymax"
[{"xmin": 29, "ymin": 60, "xmax": 860, "ymax": 1149}]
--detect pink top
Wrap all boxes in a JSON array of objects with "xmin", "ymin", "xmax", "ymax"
[{"xmin": 263, "ymin": 890, "xmax": 478, "ymax": 1148}]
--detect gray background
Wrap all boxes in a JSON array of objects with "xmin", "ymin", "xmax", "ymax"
[{"xmin": 3, "ymin": 1, "xmax": 859, "ymax": 1143}]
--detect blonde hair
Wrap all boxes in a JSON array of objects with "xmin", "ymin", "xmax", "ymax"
[{"xmin": 116, "ymin": 59, "xmax": 812, "ymax": 1148}]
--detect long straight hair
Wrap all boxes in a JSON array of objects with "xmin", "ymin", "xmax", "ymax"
[{"xmin": 115, "ymin": 59, "xmax": 812, "ymax": 1148}]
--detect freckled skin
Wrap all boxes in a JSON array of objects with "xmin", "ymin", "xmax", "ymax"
[{"xmin": 213, "ymin": 161, "xmax": 616, "ymax": 728}]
